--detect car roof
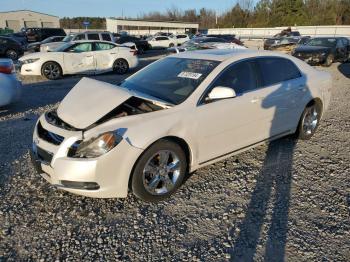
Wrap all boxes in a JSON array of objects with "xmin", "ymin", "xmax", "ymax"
[
  {"xmin": 172, "ymin": 48, "xmax": 293, "ymax": 62},
  {"xmin": 70, "ymin": 40, "xmax": 116, "ymax": 44}
]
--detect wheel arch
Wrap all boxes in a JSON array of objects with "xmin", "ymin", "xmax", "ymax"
[{"xmin": 128, "ymin": 135, "xmax": 193, "ymax": 188}]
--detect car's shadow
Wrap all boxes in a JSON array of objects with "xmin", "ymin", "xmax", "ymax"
[{"xmin": 337, "ymin": 63, "xmax": 350, "ymax": 78}]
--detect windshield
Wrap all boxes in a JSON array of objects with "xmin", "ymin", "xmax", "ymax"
[
  {"xmin": 42, "ymin": 37, "xmax": 55, "ymax": 44},
  {"xmin": 62, "ymin": 35, "xmax": 74, "ymax": 42},
  {"xmin": 120, "ymin": 57, "xmax": 220, "ymax": 105},
  {"xmin": 306, "ymin": 38, "xmax": 337, "ymax": 47}
]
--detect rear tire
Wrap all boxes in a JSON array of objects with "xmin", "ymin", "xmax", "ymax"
[
  {"xmin": 169, "ymin": 43, "xmax": 175, "ymax": 48},
  {"xmin": 131, "ymin": 139, "xmax": 187, "ymax": 202},
  {"xmin": 41, "ymin": 61, "xmax": 62, "ymax": 80},
  {"xmin": 296, "ymin": 102, "xmax": 322, "ymax": 140},
  {"xmin": 5, "ymin": 49, "xmax": 19, "ymax": 60},
  {"xmin": 113, "ymin": 58, "xmax": 129, "ymax": 74}
]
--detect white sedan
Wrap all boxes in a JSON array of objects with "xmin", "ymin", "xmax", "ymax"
[
  {"xmin": 147, "ymin": 36, "xmax": 176, "ymax": 49},
  {"xmin": 30, "ymin": 49, "xmax": 332, "ymax": 201},
  {"xmin": 19, "ymin": 41, "xmax": 139, "ymax": 80}
]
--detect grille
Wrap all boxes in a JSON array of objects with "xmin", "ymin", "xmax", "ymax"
[
  {"xmin": 36, "ymin": 146, "xmax": 53, "ymax": 165},
  {"xmin": 37, "ymin": 122, "xmax": 64, "ymax": 145}
]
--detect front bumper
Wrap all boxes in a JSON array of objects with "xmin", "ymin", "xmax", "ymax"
[
  {"xmin": 19, "ymin": 61, "xmax": 42, "ymax": 76},
  {"xmin": 31, "ymin": 115, "xmax": 143, "ymax": 198},
  {"xmin": 293, "ymin": 53, "xmax": 327, "ymax": 65}
]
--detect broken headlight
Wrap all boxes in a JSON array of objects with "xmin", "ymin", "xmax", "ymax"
[{"xmin": 69, "ymin": 132, "xmax": 123, "ymax": 158}]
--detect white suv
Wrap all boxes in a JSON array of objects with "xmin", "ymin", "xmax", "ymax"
[
  {"xmin": 41, "ymin": 31, "xmax": 115, "ymax": 52},
  {"xmin": 147, "ymin": 36, "xmax": 176, "ymax": 49}
]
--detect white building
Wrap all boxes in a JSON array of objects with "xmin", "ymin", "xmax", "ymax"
[
  {"xmin": 0, "ymin": 10, "xmax": 60, "ymax": 32},
  {"xmin": 106, "ymin": 18, "xmax": 199, "ymax": 35}
]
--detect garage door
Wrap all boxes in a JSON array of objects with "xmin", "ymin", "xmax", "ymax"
[
  {"xmin": 42, "ymin": 22, "xmax": 54, "ymax": 28},
  {"xmin": 24, "ymin": 21, "xmax": 38, "ymax": 28},
  {"xmin": 6, "ymin": 20, "xmax": 20, "ymax": 32}
]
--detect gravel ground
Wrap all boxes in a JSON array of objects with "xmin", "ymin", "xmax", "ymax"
[{"xmin": 0, "ymin": 47, "xmax": 349, "ymax": 261}]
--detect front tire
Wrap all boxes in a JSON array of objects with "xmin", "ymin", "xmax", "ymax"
[
  {"xmin": 5, "ymin": 49, "xmax": 19, "ymax": 60},
  {"xmin": 41, "ymin": 62, "xmax": 62, "ymax": 80},
  {"xmin": 131, "ymin": 139, "xmax": 187, "ymax": 202},
  {"xmin": 323, "ymin": 54, "xmax": 334, "ymax": 67},
  {"xmin": 113, "ymin": 58, "xmax": 129, "ymax": 74},
  {"xmin": 296, "ymin": 102, "xmax": 322, "ymax": 140}
]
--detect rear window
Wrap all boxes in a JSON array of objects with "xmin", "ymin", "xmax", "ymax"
[
  {"xmin": 87, "ymin": 33, "xmax": 100, "ymax": 40},
  {"xmin": 101, "ymin": 33, "xmax": 111, "ymax": 41},
  {"xmin": 258, "ymin": 57, "xmax": 301, "ymax": 86}
]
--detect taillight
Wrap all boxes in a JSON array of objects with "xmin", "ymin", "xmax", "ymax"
[{"xmin": 0, "ymin": 60, "xmax": 14, "ymax": 74}]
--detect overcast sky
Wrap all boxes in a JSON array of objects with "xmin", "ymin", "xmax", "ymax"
[{"xmin": 0, "ymin": 0, "xmax": 249, "ymax": 18}]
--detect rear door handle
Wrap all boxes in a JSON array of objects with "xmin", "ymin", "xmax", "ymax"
[
  {"xmin": 251, "ymin": 98, "xmax": 260, "ymax": 103},
  {"xmin": 86, "ymin": 55, "xmax": 93, "ymax": 58}
]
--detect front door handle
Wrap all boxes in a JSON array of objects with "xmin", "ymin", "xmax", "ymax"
[
  {"xmin": 251, "ymin": 98, "xmax": 260, "ymax": 103},
  {"xmin": 86, "ymin": 55, "xmax": 93, "ymax": 58}
]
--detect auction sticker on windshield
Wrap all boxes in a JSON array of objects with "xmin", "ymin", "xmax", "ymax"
[{"xmin": 178, "ymin": 71, "xmax": 202, "ymax": 79}]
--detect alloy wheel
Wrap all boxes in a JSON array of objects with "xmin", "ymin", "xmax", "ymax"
[
  {"xmin": 43, "ymin": 63, "xmax": 60, "ymax": 80},
  {"xmin": 302, "ymin": 105, "xmax": 319, "ymax": 135},
  {"xmin": 6, "ymin": 50, "xmax": 18, "ymax": 60},
  {"xmin": 142, "ymin": 150, "xmax": 181, "ymax": 195},
  {"xmin": 114, "ymin": 59, "xmax": 128, "ymax": 74}
]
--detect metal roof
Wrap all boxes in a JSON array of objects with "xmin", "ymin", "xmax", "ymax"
[{"xmin": 0, "ymin": 9, "xmax": 59, "ymax": 18}]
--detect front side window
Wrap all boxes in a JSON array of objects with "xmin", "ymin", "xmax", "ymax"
[
  {"xmin": 120, "ymin": 57, "xmax": 219, "ymax": 105},
  {"xmin": 87, "ymin": 33, "xmax": 100, "ymax": 40},
  {"xmin": 211, "ymin": 61, "xmax": 258, "ymax": 95},
  {"xmin": 74, "ymin": 34, "xmax": 86, "ymax": 40},
  {"xmin": 257, "ymin": 57, "xmax": 301, "ymax": 86},
  {"xmin": 66, "ymin": 43, "xmax": 92, "ymax": 53},
  {"xmin": 95, "ymin": 42, "xmax": 115, "ymax": 51}
]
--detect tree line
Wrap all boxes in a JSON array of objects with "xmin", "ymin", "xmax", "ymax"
[{"xmin": 60, "ymin": 0, "xmax": 350, "ymax": 30}]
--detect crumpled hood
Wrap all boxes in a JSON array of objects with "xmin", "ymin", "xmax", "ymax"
[{"xmin": 57, "ymin": 78, "xmax": 132, "ymax": 129}]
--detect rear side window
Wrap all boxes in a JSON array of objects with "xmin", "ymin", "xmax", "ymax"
[
  {"xmin": 95, "ymin": 42, "xmax": 115, "ymax": 50},
  {"xmin": 257, "ymin": 58, "xmax": 301, "ymax": 86},
  {"xmin": 87, "ymin": 33, "xmax": 100, "ymax": 40},
  {"xmin": 101, "ymin": 33, "xmax": 111, "ymax": 41},
  {"xmin": 212, "ymin": 61, "xmax": 258, "ymax": 94},
  {"xmin": 177, "ymin": 35, "xmax": 187, "ymax": 39}
]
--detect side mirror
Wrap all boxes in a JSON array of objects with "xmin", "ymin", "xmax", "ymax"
[{"xmin": 207, "ymin": 86, "xmax": 236, "ymax": 101}]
